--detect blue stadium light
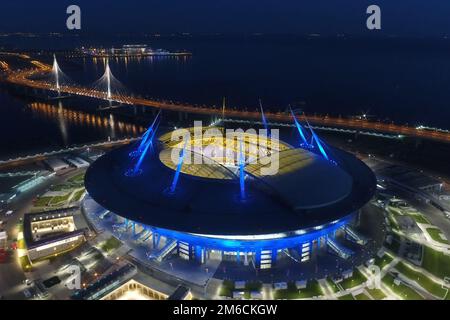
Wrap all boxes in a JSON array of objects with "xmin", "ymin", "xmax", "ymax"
[
  {"xmin": 311, "ymin": 130, "xmax": 329, "ymax": 161},
  {"xmin": 126, "ymin": 120, "xmax": 161, "ymax": 177},
  {"xmin": 239, "ymin": 139, "xmax": 246, "ymax": 201},
  {"xmin": 147, "ymin": 118, "xmax": 161, "ymax": 153},
  {"xmin": 132, "ymin": 138, "xmax": 153, "ymax": 176},
  {"xmin": 137, "ymin": 110, "xmax": 161, "ymax": 153},
  {"xmin": 129, "ymin": 111, "xmax": 161, "ymax": 158},
  {"xmin": 139, "ymin": 214, "xmax": 353, "ymax": 252},
  {"xmin": 301, "ymin": 114, "xmax": 330, "ymax": 161},
  {"xmin": 137, "ymin": 129, "xmax": 151, "ymax": 153},
  {"xmin": 169, "ymin": 140, "xmax": 188, "ymax": 194},
  {"xmin": 289, "ymin": 106, "xmax": 308, "ymax": 145},
  {"xmin": 259, "ymin": 99, "xmax": 270, "ymax": 137}
]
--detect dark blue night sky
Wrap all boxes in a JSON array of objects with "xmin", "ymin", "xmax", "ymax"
[{"xmin": 1, "ymin": 1, "xmax": 450, "ymax": 36}]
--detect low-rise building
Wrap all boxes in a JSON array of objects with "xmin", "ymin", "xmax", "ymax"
[
  {"xmin": 44, "ymin": 158, "xmax": 70, "ymax": 172},
  {"xmin": 101, "ymin": 279, "xmax": 170, "ymax": 300},
  {"xmin": 65, "ymin": 157, "xmax": 90, "ymax": 169},
  {"xmin": 378, "ymin": 165, "xmax": 443, "ymax": 194},
  {"xmin": 23, "ymin": 207, "xmax": 87, "ymax": 261}
]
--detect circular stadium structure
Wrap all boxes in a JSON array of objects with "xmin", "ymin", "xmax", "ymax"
[{"xmin": 85, "ymin": 127, "xmax": 376, "ymax": 269}]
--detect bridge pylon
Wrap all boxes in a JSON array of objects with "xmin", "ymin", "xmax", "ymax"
[
  {"xmin": 105, "ymin": 60, "xmax": 112, "ymax": 100},
  {"xmin": 52, "ymin": 55, "xmax": 61, "ymax": 94}
]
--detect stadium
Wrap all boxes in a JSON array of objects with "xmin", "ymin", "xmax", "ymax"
[{"xmin": 84, "ymin": 124, "xmax": 377, "ymax": 272}]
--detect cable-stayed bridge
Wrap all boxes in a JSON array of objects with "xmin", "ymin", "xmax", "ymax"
[{"xmin": 4, "ymin": 54, "xmax": 450, "ymax": 144}]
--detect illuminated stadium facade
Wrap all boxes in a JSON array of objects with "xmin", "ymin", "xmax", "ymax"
[{"xmin": 84, "ymin": 125, "xmax": 376, "ymax": 270}]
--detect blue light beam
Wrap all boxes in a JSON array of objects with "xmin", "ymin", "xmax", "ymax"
[
  {"xmin": 302, "ymin": 114, "xmax": 329, "ymax": 160},
  {"xmin": 259, "ymin": 99, "xmax": 270, "ymax": 137},
  {"xmin": 133, "ymin": 138, "xmax": 153, "ymax": 175},
  {"xmin": 170, "ymin": 139, "xmax": 189, "ymax": 194},
  {"xmin": 138, "ymin": 110, "xmax": 161, "ymax": 153},
  {"xmin": 239, "ymin": 138, "xmax": 246, "ymax": 201},
  {"xmin": 129, "ymin": 119, "xmax": 161, "ymax": 176},
  {"xmin": 311, "ymin": 129, "xmax": 329, "ymax": 161},
  {"xmin": 289, "ymin": 106, "xmax": 308, "ymax": 145}
]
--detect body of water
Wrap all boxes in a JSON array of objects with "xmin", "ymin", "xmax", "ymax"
[{"xmin": 1, "ymin": 35, "xmax": 450, "ymax": 158}]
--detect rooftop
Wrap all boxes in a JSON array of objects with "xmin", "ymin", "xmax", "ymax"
[{"xmin": 85, "ymin": 134, "xmax": 376, "ymax": 236}]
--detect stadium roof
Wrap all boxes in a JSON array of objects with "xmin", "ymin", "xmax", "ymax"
[{"xmin": 85, "ymin": 141, "xmax": 376, "ymax": 236}]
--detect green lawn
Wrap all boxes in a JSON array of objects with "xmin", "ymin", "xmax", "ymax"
[
  {"xmin": 354, "ymin": 293, "xmax": 371, "ymax": 300},
  {"xmin": 426, "ymin": 228, "xmax": 449, "ymax": 245},
  {"xmin": 410, "ymin": 214, "xmax": 430, "ymax": 225},
  {"xmin": 72, "ymin": 189, "xmax": 86, "ymax": 202},
  {"xmin": 340, "ymin": 269, "xmax": 367, "ymax": 290},
  {"xmin": 242, "ymin": 281, "xmax": 263, "ymax": 299},
  {"xmin": 421, "ymin": 246, "xmax": 450, "ymax": 279},
  {"xmin": 50, "ymin": 184, "xmax": 71, "ymax": 191},
  {"xmin": 34, "ymin": 196, "xmax": 53, "ymax": 207},
  {"xmin": 50, "ymin": 172, "xmax": 85, "ymax": 192},
  {"xmin": 68, "ymin": 173, "xmax": 85, "ymax": 185},
  {"xmin": 326, "ymin": 277, "xmax": 341, "ymax": 293},
  {"xmin": 395, "ymin": 261, "xmax": 447, "ymax": 299},
  {"xmin": 35, "ymin": 173, "xmax": 88, "ymax": 208},
  {"xmin": 49, "ymin": 193, "xmax": 72, "ymax": 205},
  {"xmin": 338, "ymin": 294, "xmax": 354, "ymax": 300},
  {"xmin": 298, "ymin": 280, "xmax": 323, "ymax": 299},
  {"xmin": 35, "ymin": 193, "xmax": 72, "ymax": 207},
  {"xmin": 100, "ymin": 236, "xmax": 122, "ymax": 252},
  {"xmin": 38, "ymin": 187, "xmax": 85, "ymax": 208},
  {"xmin": 366, "ymin": 288, "xmax": 387, "ymax": 300},
  {"xmin": 219, "ymin": 280, "xmax": 234, "ymax": 298},
  {"xmin": 374, "ymin": 254, "xmax": 394, "ymax": 270},
  {"xmin": 382, "ymin": 273, "xmax": 424, "ymax": 300},
  {"xmin": 274, "ymin": 280, "xmax": 323, "ymax": 299},
  {"xmin": 387, "ymin": 206, "xmax": 429, "ymax": 225},
  {"xmin": 245, "ymin": 281, "xmax": 262, "ymax": 292}
]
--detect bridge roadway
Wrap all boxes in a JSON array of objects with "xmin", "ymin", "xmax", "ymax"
[{"xmin": 3, "ymin": 58, "xmax": 450, "ymax": 144}]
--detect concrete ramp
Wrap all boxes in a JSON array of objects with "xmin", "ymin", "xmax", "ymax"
[{"xmin": 327, "ymin": 238, "xmax": 353, "ymax": 260}]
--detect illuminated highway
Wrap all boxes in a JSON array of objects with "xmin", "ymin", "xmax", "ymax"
[{"xmin": 3, "ymin": 54, "xmax": 450, "ymax": 144}]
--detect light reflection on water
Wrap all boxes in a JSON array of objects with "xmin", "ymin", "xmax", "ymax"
[{"xmin": 27, "ymin": 101, "xmax": 145, "ymax": 147}]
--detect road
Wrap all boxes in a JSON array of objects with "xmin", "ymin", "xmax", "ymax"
[
  {"xmin": 0, "ymin": 170, "xmax": 81, "ymax": 299},
  {"xmin": 3, "ymin": 55, "xmax": 450, "ymax": 144},
  {"xmin": 388, "ymin": 184, "xmax": 450, "ymax": 242}
]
